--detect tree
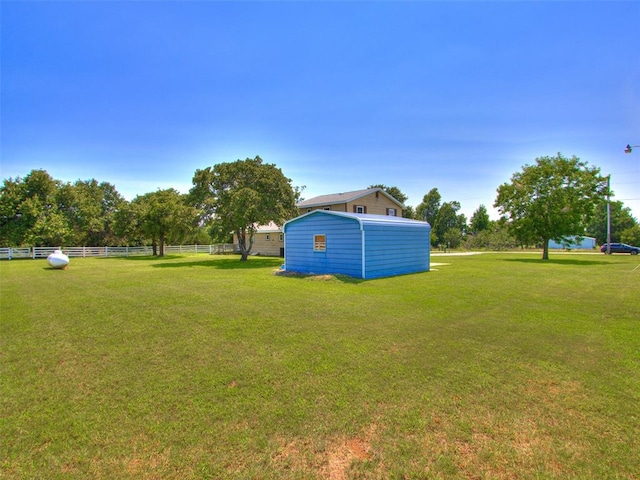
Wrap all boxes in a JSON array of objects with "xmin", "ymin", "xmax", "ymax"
[
  {"xmin": 621, "ymin": 225, "xmax": 640, "ymax": 246},
  {"xmin": 469, "ymin": 204, "xmax": 491, "ymax": 234},
  {"xmin": 585, "ymin": 200, "xmax": 637, "ymax": 245},
  {"xmin": 442, "ymin": 227, "xmax": 463, "ymax": 249},
  {"xmin": 415, "ymin": 188, "xmax": 441, "ymax": 225},
  {"xmin": 131, "ymin": 189, "xmax": 198, "ymax": 256},
  {"xmin": 0, "ymin": 169, "xmax": 71, "ymax": 246},
  {"xmin": 494, "ymin": 153, "xmax": 609, "ymax": 260},
  {"xmin": 464, "ymin": 221, "xmax": 518, "ymax": 251},
  {"xmin": 190, "ymin": 156, "xmax": 298, "ymax": 261},
  {"xmin": 432, "ymin": 201, "xmax": 466, "ymax": 247},
  {"xmin": 58, "ymin": 179, "xmax": 126, "ymax": 246}
]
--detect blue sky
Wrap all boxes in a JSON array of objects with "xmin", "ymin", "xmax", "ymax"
[{"xmin": 2, "ymin": 1, "xmax": 639, "ymax": 221}]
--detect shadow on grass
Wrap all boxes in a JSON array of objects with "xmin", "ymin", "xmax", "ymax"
[
  {"xmin": 276, "ymin": 272, "xmax": 367, "ymax": 284},
  {"xmin": 115, "ymin": 254, "xmax": 185, "ymax": 261},
  {"xmin": 503, "ymin": 258, "xmax": 612, "ymax": 266},
  {"xmin": 150, "ymin": 256, "xmax": 283, "ymax": 270}
]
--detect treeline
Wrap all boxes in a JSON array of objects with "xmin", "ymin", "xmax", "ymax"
[
  {"xmin": 3, "ymin": 165, "xmax": 639, "ymax": 253},
  {"xmin": 0, "ymin": 170, "xmax": 209, "ymax": 252},
  {"xmin": 375, "ymin": 184, "xmax": 520, "ymax": 250},
  {"xmin": 377, "ymin": 174, "xmax": 639, "ymax": 251},
  {"xmin": 411, "ymin": 186, "xmax": 638, "ymax": 250}
]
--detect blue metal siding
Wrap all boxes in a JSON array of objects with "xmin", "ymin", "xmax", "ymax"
[
  {"xmin": 363, "ymin": 223, "xmax": 430, "ymax": 278},
  {"xmin": 284, "ymin": 214, "xmax": 362, "ymax": 276},
  {"xmin": 284, "ymin": 211, "xmax": 431, "ymax": 279}
]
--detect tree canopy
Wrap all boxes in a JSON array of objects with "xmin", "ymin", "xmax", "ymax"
[
  {"xmin": 0, "ymin": 170, "xmax": 126, "ymax": 247},
  {"xmin": 131, "ymin": 189, "xmax": 199, "ymax": 256},
  {"xmin": 415, "ymin": 188, "xmax": 441, "ymax": 225},
  {"xmin": 469, "ymin": 204, "xmax": 491, "ymax": 234},
  {"xmin": 585, "ymin": 200, "xmax": 637, "ymax": 245},
  {"xmin": 190, "ymin": 156, "xmax": 298, "ymax": 260},
  {"xmin": 494, "ymin": 153, "xmax": 609, "ymax": 259}
]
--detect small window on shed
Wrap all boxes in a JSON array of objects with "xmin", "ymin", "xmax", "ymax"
[
  {"xmin": 314, "ymin": 234, "xmax": 326, "ymax": 251},
  {"xmin": 279, "ymin": 233, "xmax": 283, "ymax": 242},
  {"xmin": 387, "ymin": 208, "xmax": 396, "ymax": 216},
  {"xmin": 265, "ymin": 234, "xmax": 271, "ymax": 241}
]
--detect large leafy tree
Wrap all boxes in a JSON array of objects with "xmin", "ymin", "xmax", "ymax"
[
  {"xmin": 0, "ymin": 169, "xmax": 71, "ymax": 246},
  {"xmin": 433, "ymin": 201, "xmax": 467, "ymax": 247},
  {"xmin": 494, "ymin": 153, "xmax": 609, "ymax": 260},
  {"xmin": 469, "ymin": 204, "xmax": 491, "ymax": 234},
  {"xmin": 621, "ymin": 225, "xmax": 640, "ymax": 246},
  {"xmin": 415, "ymin": 188, "xmax": 441, "ymax": 225},
  {"xmin": 585, "ymin": 200, "xmax": 637, "ymax": 245},
  {"xmin": 131, "ymin": 189, "xmax": 198, "ymax": 256},
  {"xmin": 57, "ymin": 179, "xmax": 126, "ymax": 246},
  {"xmin": 190, "ymin": 156, "xmax": 298, "ymax": 260}
]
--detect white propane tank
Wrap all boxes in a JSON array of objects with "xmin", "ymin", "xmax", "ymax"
[{"xmin": 47, "ymin": 249, "xmax": 70, "ymax": 269}]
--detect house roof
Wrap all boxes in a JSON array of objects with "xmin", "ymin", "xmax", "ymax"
[
  {"xmin": 284, "ymin": 210, "xmax": 430, "ymax": 231},
  {"xmin": 254, "ymin": 221, "xmax": 282, "ymax": 233},
  {"xmin": 296, "ymin": 188, "xmax": 405, "ymax": 209}
]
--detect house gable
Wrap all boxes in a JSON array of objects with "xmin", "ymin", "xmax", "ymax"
[{"xmin": 296, "ymin": 188, "xmax": 404, "ymax": 217}]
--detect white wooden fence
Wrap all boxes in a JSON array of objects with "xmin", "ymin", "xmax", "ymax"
[{"xmin": 0, "ymin": 244, "xmax": 237, "ymax": 260}]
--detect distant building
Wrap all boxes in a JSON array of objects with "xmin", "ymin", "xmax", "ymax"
[
  {"xmin": 548, "ymin": 236, "xmax": 597, "ymax": 250},
  {"xmin": 232, "ymin": 222, "xmax": 284, "ymax": 257},
  {"xmin": 236, "ymin": 187, "xmax": 406, "ymax": 258}
]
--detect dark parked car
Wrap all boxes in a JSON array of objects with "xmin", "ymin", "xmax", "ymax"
[{"xmin": 600, "ymin": 243, "xmax": 640, "ymax": 255}]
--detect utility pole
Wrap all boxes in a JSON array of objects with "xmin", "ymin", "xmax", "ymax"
[{"xmin": 606, "ymin": 174, "xmax": 611, "ymax": 255}]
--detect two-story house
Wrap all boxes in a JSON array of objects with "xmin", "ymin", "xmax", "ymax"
[
  {"xmin": 296, "ymin": 188, "xmax": 404, "ymax": 217},
  {"xmin": 235, "ymin": 188, "xmax": 405, "ymax": 257}
]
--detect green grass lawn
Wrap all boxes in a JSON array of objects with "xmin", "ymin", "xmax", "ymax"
[{"xmin": 1, "ymin": 253, "xmax": 638, "ymax": 479}]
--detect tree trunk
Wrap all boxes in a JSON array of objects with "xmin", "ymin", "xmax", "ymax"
[
  {"xmin": 542, "ymin": 238, "xmax": 549, "ymax": 260},
  {"xmin": 238, "ymin": 229, "xmax": 249, "ymax": 261},
  {"xmin": 159, "ymin": 234, "xmax": 165, "ymax": 257},
  {"xmin": 237, "ymin": 228, "xmax": 255, "ymax": 261}
]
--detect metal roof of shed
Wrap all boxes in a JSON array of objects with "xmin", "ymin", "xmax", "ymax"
[{"xmin": 284, "ymin": 210, "xmax": 430, "ymax": 230}]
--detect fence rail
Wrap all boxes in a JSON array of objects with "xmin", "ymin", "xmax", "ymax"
[{"xmin": 0, "ymin": 244, "xmax": 238, "ymax": 260}]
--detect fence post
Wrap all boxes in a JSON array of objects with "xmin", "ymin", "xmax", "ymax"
[{"xmin": 105, "ymin": 246, "xmax": 108, "ymax": 257}]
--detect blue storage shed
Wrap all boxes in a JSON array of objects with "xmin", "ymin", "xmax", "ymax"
[{"xmin": 283, "ymin": 210, "xmax": 431, "ymax": 279}]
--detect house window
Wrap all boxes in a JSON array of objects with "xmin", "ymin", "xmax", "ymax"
[
  {"xmin": 323, "ymin": 206, "xmax": 331, "ymax": 210},
  {"xmin": 354, "ymin": 205, "xmax": 366, "ymax": 214},
  {"xmin": 387, "ymin": 208, "xmax": 396, "ymax": 216},
  {"xmin": 279, "ymin": 234, "xmax": 283, "ymax": 242},
  {"xmin": 265, "ymin": 234, "xmax": 271, "ymax": 241},
  {"xmin": 314, "ymin": 234, "xmax": 326, "ymax": 251}
]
